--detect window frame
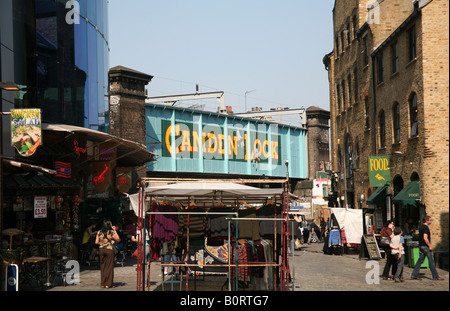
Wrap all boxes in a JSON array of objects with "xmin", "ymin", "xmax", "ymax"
[
  {"xmin": 393, "ymin": 102, "xmax": 401, "ymax": 143},
  {"xmin": 376, "ymin": 52, "xmax": 384, "ymax": 84},
  {"xmin": 379, "ymin": 110, "xmax": 386, "ymax": 148},
  {"xmin": 408, "ymin": 25, "xmax": 417, "ymax": 62},
  {"xmin": 391, "ymin": 41, "xmax": 399, "ymax": 74},
  {"xmin": 409, "ymin": 93, "xmax": 418, "ymax": 137}
]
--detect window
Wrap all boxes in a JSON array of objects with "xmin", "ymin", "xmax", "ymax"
[
  {"xmin": 365, "ymin": 97, "xmax": 370, "ymax": 129},
  {"xmin": 336, "ymin": 84, "xmax": 341, "ymax": 113},
  {"xmin": 335, "ymin": 35, "xmax": 340, "ymax": 56},
  {"xmin": 391, "ymin": 41, "xmax": 399, "ymax": 74},
  {"xmin": 355, "ymin": 137, "xmax": 360, "ymax": 169},
  {"xmin": 341, "ymin": 30, "xmax": 345, "ymax": 51},
  {"xmin": 409, "ymin": 93, "xmax": 418, "ymax": 137},
  {"xmin": 352, "ymin": 14, "xmax": 358, "ymax": 40},
  {"xmin": 353, "ymin": 68, "xmax": 358, "ymax": 103},
  {"xmin": 393, "ymin": 102, "xmax": 400, "ymax": 143},
  {"xmin": 376, "ymin": 52, "xmax": 384, "ymax": 84},
  {"xmin": 346, "ymin": 23, "xmax": 351, "ymax": 45},
  {"xmin": 348, "ymin": 74, "xmax": 352, "ymax": 106},
  {"xmin": 379, "ymin": 110, "xmax": 386, "ymax": 148},
  {"xmin": 363, "ymin": 37, "xmax": 369, "ymax": 66},
  {"xmin": 342, "ymin": 80, "xmax": 346, "ymax": 108},
  {"xmin": 408, "ymin": 25, "xmax": 416, "ymax": 61}
]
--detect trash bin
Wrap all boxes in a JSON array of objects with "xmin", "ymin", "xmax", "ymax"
[{"xmin": 408, "ymin": 241, "xmax": 429, "ymax": 268}]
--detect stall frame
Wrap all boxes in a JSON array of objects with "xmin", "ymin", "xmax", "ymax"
[{"xmin": 133, "ymin": 178, "xmax": 293, "ymax": 292}]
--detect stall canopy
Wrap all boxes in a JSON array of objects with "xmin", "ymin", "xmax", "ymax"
[
  {"xmin": 128, "ymin": 182, "xmax": 288, "ymax": 217},
  {"xmin": 366, "ymin": 184, "xmax": 388, "ymax": 205},
  {"xmin": 42, "ymin": 123, "xmax": 157, "ymax": 167},
  {"xmin": 392, "ymin": 180, "xmax": 420, "ymax": 207},
  {"xmin": 331, "ymin": 208, "xmax": 363, "ymax": 244}
]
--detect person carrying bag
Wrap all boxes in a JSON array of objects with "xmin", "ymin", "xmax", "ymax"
[{"xmin": 96, "ymin": 220, "xmax": 121, "ymax": 288}]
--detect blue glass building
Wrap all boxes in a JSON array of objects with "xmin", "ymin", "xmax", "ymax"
[{"xmin": 0, "ymin": 0, "xmax": 109, "ymax": 132}]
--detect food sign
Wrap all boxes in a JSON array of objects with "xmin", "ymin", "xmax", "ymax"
[{"xmin": 11, "ymin": 109, "xmax": 42, "ymax": 157}]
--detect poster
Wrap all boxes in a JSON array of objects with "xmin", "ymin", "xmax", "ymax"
[
  {"xmin": 34, "ymin": 196, "xmax": 48, "ymax": 219},
  {"xmin": 10, "ymin": 109, "xmax": 42, "ymax": 157}
]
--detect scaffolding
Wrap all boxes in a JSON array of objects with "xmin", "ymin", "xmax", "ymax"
[{"xmin": 133, "ymin": 178, "xmax": 293, "ymax": 291}]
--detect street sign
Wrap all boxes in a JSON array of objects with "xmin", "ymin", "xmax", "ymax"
[{"xmin": 368, "ymin": 156, "xmax": 391, "ymax": 187}]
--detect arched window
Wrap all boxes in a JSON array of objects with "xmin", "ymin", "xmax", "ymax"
[
  {"xmin": 393, "ymin": 102, "xmax": 400, "ymax": 143},
  {"xmin": 411, "ymin": 172, "xmax": 420, "ymax": 181},
  {"xmin": 379, "ymin": 110, "xmax": 386, "ymax": 148},
  {"xmin": 409, "ymin": 93, "xmax": 418, "ymax": 137},
  {"xmin": 355, "ymin": 137, "xmax": 360, "ymax": 169}
]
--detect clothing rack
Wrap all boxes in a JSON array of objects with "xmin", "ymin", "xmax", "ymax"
[{"xmin": 134, "ymin": 179, "xmax": 292, "ymax": 292}]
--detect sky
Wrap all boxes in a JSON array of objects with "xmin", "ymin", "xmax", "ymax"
[{"xmin": 108, "ymin": 1, "xmax": 335, "ymax": 125}]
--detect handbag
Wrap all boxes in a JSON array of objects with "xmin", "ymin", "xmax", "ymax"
[{"xmin": 380, "ymin": 236, "xmax": 390, "ymax": 247}]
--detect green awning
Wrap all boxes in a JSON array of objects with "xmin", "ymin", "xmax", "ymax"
[
  {"xmin": 366, "ymin": 185, "xmax": 388, "ymax": 205},
  {"xmin": 393, "ymin": 181, "xmax": 420, "ymax": 206}
]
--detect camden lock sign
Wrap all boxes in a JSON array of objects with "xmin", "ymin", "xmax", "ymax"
[
  {"xmin": 368, "ymin": 156, "xmax": 391, "ymax": 187},
  {"xmin": 162, "ymin": 120, "xmax": 281, "ymax": 164}
]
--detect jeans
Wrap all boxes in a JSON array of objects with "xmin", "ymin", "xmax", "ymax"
[
  {"xmin": 411, "ymin": 246, "xmax": 440, "ymax": 279},
  {"xmin": 393, "ymin": 253, "xmax": 404, "ymax": 280}
]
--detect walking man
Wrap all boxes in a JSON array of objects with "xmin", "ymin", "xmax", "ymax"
[{"xmin": 411, "ymin": 215, "xmax": 444, "ymax": 281}]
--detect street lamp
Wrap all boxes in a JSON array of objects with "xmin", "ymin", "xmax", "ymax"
[{"xmin": 244, "ymin": 89, "xmax": 256, "ymax": 113}]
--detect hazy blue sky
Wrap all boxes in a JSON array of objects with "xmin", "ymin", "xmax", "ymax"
[{"xmin": 109, "ymin": 1, "xmax": 335, "ymax": 123}]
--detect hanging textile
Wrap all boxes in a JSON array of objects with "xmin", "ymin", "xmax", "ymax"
[
  {"xmin": 178, "ymin": 208, "xmax": 207, "ymax": 241},
  {"xmin": 208, "ymin": 207, "xmax": 235, "ymax": 239},
  {"xmin": 257, "ymin": 204, "xmax": 282, "ymax": 236},
  {"xmin": 153, "ymin": 203, "xmax": 178, "ymax": 243},
  {"xmin": 238, "ymin": 209, "xmax": 259, "ymax": 241}
]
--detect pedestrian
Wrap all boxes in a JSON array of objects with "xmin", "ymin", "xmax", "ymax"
[
  {"xmin": 380, "ymin": 220, "xmax": 396, "ymax": 280},
  {"xmin": 95, "ymin": 220, "xmax": 121, "ymax": 288},
  {"xmin": 307, "ymin": 220, "xmax": 320, "ymax": 244},
  {"xmin": 390, "ymin": 227, "xmax": 405, "ymax": 283},
  {"xmin": 319, "ymin": 217, "xmax": 326, "ymax": 242},
  {"xmin": 411, "ymin": 215, "xmax": 444, "ymax": 281}
]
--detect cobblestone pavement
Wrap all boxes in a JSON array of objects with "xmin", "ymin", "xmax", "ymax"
[{"xmin": 44, "ymin": 242, "xmax": 448, "ymax": 292}]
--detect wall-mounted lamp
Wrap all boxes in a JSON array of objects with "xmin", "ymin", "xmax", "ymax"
[
  {"xmin": 360, "ymin": 194, "xmax": 365, "ymax": 201},
  {"xmin": 393, "ymin": 151, "xmax": 406, "ymax": 157},
  {"xmin": 0, "ymin": 81, "xmax": 19, "ymax": 91}
]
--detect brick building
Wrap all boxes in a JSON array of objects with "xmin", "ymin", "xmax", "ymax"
[{"xmin": 323, "ymin": 0, "xmax": 448, "ymax": 249}]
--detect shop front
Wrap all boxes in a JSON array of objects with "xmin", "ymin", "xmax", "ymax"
[{"xmin": 1, "ymin": 122, "xmax": 155, "ymax": 290}]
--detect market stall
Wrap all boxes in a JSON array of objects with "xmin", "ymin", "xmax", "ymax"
[{"xmin": 129, "ymin": 179, "xmax": 294, "ymax": 291}]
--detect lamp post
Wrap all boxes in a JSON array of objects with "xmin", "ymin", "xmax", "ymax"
[{"xmin": 1, "ymin": 81, "xmax": 19, "ymax": 233}]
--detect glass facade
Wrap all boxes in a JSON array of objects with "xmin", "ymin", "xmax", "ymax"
[{"xmin": 0, "ymin": 0, "xmax": 109, "ymax": 132}]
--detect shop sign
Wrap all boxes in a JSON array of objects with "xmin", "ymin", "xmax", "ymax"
[
  {"xmin": 162, "ymin": 120, "xmax": 281, "ymax": 164},
  {"xmin": 368, "ymin": 156, "xmax": 391, "ymax": 187},
  {"xmin": 10, "ymin": 109, "xmax": 42, "ymax": 157},
  {"xmin": 92, "ymin": 162, "xmax": 111, "ymax": 193},
  {"xmin": 116, "ymin": 167, "xmax": 132, "ymax": 193},
  {"xmin": 54, "ymin": 161, "xmax": 71, "ymax": 179},
  {"xmin": 34, "ymin": 196, "xmax": 48, "ymax": 219}
]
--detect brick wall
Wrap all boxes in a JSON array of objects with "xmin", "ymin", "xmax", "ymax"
[{"xmin": 327, "ymin": 0, "xmax": 448, "ymax": 248}]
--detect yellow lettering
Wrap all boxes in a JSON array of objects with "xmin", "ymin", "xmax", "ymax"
[
  {"xmin": 181, "ymin": 130, "xmax": 192, "ymax": 152},
  {"xmin": 192, "ymin": 131, "xmax": 199, "ymax": 152},
  {"xmin": 271, "ymin": 141, "xmax": 279, "ymax": 160},
  {"xmin": 208, "ymin": 133, "xmax": 217, "ymax": 154},
  {"xmin": 262, "ymin": 140, "xmax": 269, "ymax": 159},
  {"xmin": 218, "ymin": 134, "xmax": 225, "ymax": 155},
  {"xmin": 165, "ymin": 125, "xmax": 172, "ymax": 155},
  {"xmin": 228, "ymin": 135, "xmax": 237, "ymax": 156}
]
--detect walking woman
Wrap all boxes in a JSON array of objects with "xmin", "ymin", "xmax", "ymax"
[{"xmin": 95, "ymin": 220, "xmax": 121, "ymax": 288}]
